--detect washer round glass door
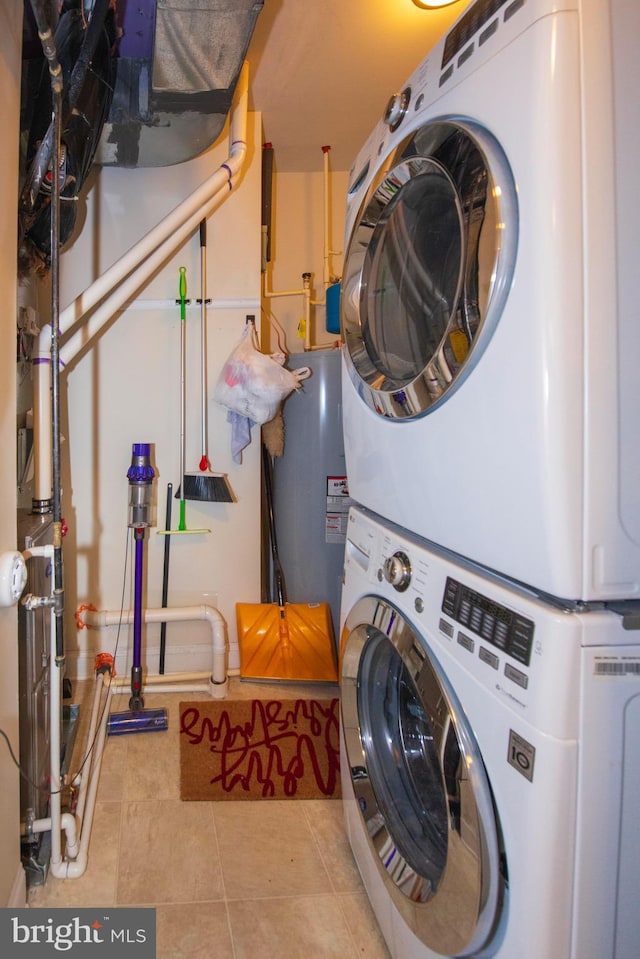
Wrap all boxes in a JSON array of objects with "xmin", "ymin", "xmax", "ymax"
[
  {"xmin": 341, "ymin": 120, "xmax": 517, "ymax": 418},
  {"xmin": 341, "ymin": 595, "xmax": 504, "ymax": 956}
]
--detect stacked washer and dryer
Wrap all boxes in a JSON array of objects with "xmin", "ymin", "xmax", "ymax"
[{"xmin": 337, "ymin": 1, "xmax": 640, "ymax": 958}]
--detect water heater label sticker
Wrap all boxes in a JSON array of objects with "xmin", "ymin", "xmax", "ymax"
[
  {"xmin": 326, "ymin": 512, "xmax": 348, "ymax": 543},
  {"xmin": 326, "ymin": 476, "xmax": 355, "ymax": 543},
  {"xmin": 327, "ymin": 476, "xmax": 350, "ymax": 497}
]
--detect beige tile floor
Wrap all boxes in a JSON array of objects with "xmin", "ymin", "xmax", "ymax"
[{"xmin": 29, "ymin": 677, "xmax": 391, "ymax": 959}]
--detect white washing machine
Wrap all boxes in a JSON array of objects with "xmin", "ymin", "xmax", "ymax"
[
  {"xmin": 340, "ymin": 505, "xmax": 640, "ymax": 959},
  {"xmin": 340, "ymin": 0, "xmax": 640, "ymax": 602}
]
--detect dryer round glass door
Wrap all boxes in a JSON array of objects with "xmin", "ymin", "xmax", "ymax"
[
  {"xmin": 341, "ymin": 120, "xmax": 518, "ymax": 419},
  {"xmin": 340, "ymin": 595, "xmax": 505, "ymax": 956}
]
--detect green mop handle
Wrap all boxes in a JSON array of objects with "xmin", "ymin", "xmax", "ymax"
[
  {"xmin": 178, "ymin": 266, "xmax": 187, "ymax": 532},
  {"xmin": 179, "ymin": 267, "xmax": 187, "ymax": 318}
]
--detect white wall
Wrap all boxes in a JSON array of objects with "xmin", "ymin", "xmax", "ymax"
[
  {"xmin": 58, "ymin": 114, "xmax": 263, "ymax": 679},
  {"xmin": 0, "ymin": 0, "xmax": 26, "ymax": 908},
  {"xmin": 262, "ymin": 164, "xmax": 348, "ymax": 355},
  {"xmin": 54, "ymin": 123, "xmax": 348, "ymax": 681}
]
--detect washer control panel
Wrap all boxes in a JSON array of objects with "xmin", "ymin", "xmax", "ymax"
[
  {"xmin": 346, "ymin": 508, "xmax": 536, "ymax": 697},
  {"xmin": 441, "ymin": 576, "xmax": 534, "ymax": 667}
]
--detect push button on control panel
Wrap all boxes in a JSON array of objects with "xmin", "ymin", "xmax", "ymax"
[
  {"xmin": 504, "ymin": 662, "xmax": 529, "ymax": 689},
  {"xmin": 479, "ymin": 646, "xmax": 500, "ymax": 670}
]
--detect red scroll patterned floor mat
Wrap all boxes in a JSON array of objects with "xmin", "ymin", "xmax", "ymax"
[{"xmin": 179, "ymin": 699, "xmax": 341, "ymax": 800}]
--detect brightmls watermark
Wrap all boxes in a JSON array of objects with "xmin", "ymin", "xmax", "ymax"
[{"xmin": 0, "ymin": 909, "xmax": 156, "ymax": 956}]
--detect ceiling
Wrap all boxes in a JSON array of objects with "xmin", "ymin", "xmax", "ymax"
[{"xmin": 245, "ymin": 0, "xmax": 472, "ymax": 173}]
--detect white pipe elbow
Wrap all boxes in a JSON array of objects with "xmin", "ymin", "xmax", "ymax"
[
  {"xmin": 49, "ymin": 847, "xmax": 88, "ymax": 880},
  {"xmin": 80, "ymin": 603, "xmax": 229, "ymax": 689},
  {"xmin": 27, "ymin": 812, "xmax": 80, "ymax": 874},
  {"xmin": 61, "ymin": 813, "xmax": 79, "ymax": 860}
]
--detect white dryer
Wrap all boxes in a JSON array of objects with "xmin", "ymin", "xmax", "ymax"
[
  {"xmin": 340, "ymin": 505, "xmax": 640, "ymax": 959},
  {"xmin": 340, "ymin": 0, "xmax": 640, "ymax": 602}
]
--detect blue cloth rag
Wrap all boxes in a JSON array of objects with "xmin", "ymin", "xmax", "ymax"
[{"xmin": 227, "ymin": 410, "xmax": 254, "ymax": 463}]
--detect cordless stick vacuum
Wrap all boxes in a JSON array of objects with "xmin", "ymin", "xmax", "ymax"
[{"xmin": 107, "ymin": 444, "xmax": 168, "ymax": 735}]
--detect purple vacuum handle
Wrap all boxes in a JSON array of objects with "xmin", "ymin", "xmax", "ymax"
[{"xmin": 130, "ymin": 525, "xmax": 145, "ymax": 708}]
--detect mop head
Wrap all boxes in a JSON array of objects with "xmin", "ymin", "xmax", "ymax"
[
  {"xmin": 107, "ymin": 708, "xmax": 168, "ymax": 736},
  {"xmin": 183, "ymin": 469, "xmax": 235, "ymax": 503}
]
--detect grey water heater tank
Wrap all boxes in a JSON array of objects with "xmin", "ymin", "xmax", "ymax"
[{"xmin": 273, "ymin": 349, "xmax": 349, "ymax": 642}]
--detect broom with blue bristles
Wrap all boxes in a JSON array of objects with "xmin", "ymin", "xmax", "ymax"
[{"xmin": 182, "ymin": 223, "xmax": 235, "ymax": 504}]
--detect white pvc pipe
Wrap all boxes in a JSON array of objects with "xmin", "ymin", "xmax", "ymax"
[
  {"xmin": 31, "ymin": 63, "xmax": 249, "ymax": 524},
  {"xmin": 140, "ymin": 683, "xmax": 211, "ymax": 695},
  {"xmin": 59, "ymin": 180, "xmax": 235, "ymax": 367},
  {"xmin": 49, "ymin": 671, "xmax": 111, "ymax": 879},
  {"xmin": 262, "ymin": 281, "xmax": 308, "ymax": 298},
  {"xmin": 60, "ymin": 63, "xmax": 249, "ymax": 363},
  {"xmin": 120, "ymin": 669, "xmax": 213, "ymax": 684},
  {"xmin": 26, "ymin": 555, "xmax": 111, "ymax": 880},
  {"xmin": 303, "ymin": 273, "xmax": 312, "ymax": 351},
  {"xmin": 261, "ymin": 271, "xmax": 313, "ymax": 351},
  {"xmin": 24, "ymin": 626, "xmax": 234, "ymax": 876},
  {"xmin": 80, "ymin": 604, "xmax": 229, "ymax": 698},
  {"xmin": 32, "ymin": 326, "xmax": 52, "ymax": 505},
  {"xmin": 20, "ymin": 547, "xmax": 69, "ymax": 865},
  {"xmin": 25, "ymin": 813, "xmax": 78, "ymax": 853},
  {"xmin": 38, "ymin": 601, "xmax": 81, "ymax": 868},
  {"xmin": 60, "ymin": 63, "xmax": 249, "ymax": 332},
  {"xmin": 73, "ymin": 662, "xmax": 108, "ymax": 828},
  {"xmin": 27, "ymin": 602, "xmax": 229, "ymax": 882},
  {"xmin": 322, "ymin": 145, "xmax": 331, "ymax": 288}
]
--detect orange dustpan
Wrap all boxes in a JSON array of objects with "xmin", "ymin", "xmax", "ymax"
[
  {"xmin": 237, "ymin": 600, "xmax": 338, "ymax": 682},
  {"xmin": 238, "ymin": 444, "xmax": 338, "ymax": 683}
]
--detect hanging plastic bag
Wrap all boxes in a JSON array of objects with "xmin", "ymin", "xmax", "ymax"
[{"xmin": 213, "ymin": 322, "xmax": 311, "ymax": 425}]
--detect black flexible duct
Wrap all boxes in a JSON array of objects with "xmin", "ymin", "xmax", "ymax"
[
  {"xmin": 20, "ymin": 0, "xmax": 116, "ymax": 271},
  {"xmin": 24, "ymin": 0, "xmax": 110, "ymax": 208}
]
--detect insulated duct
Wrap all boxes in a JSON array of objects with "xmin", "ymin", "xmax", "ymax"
[{"xmin": 96, "ymin": 0, "xmax": 265, "ymax": 167}]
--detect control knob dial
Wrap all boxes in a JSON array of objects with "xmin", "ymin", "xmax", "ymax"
[
  {"xmin": 383, "ymin": 550, "xmax": 411, "ymax": 592},
  {"xmin": 383, "ymin": 87, "xmax": 411, "ymax": 131}
]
